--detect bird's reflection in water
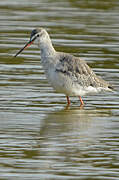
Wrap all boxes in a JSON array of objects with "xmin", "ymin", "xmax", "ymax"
[
  {"xmin": 26, "ymin": 107, "xmax": 111, "ymax": 175},
  {"xmin": 35, "ymin": 107, "xmax": 110, "ymax": 153}
]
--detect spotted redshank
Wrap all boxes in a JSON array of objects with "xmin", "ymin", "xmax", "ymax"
[{"xmin": 14, "ymin": 28, "xmax": 113, "ymax": 106}]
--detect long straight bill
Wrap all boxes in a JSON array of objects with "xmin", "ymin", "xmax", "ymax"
[{"xmin": 14, "ymin": 36, "xmax": 37, "ymax": 57}]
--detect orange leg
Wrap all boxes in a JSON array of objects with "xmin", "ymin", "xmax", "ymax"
[
  {"xmin": 66, "ymin": 96, "xmax": 71, "ymax": 106},
  {"xmin": 79, "ymin": 96, "xmax": 84, "ymax": 106}
]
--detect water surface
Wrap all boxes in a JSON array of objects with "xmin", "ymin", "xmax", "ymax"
[{"xmin": 0, "ymin": 0, "xmax": 119, "ymax": 179}]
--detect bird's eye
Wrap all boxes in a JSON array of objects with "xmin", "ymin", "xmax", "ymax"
[{"xmin": 37, "ymin": 34, "xmax": 39, "ymax": 37}]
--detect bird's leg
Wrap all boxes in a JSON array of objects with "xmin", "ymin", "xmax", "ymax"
[
  {"xmin": 66, "ymin": 96, "xmax": 71, "ymax": 106},
  {"xmin": 79, "ymin": 96, "xmax": 84, "ymax": 106}
]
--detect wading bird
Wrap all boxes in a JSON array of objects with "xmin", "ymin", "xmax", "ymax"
[{"xmin": 15, "ymin": 28, "xmax": 113, "ymax": 107}]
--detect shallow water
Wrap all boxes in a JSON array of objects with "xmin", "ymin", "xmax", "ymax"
[{"xmin": 0, "ymin": 0, "xmax": 119, "ymax": 179}]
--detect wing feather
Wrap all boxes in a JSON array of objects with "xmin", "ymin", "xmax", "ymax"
[{"xmin": 56, "ymin": 52, "xmax": 110, "ymax": 89}]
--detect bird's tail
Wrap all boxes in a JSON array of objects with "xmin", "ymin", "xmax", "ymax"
[{"xmin": 107, "ymin": 85, "xmax": 114, "ymax": 92}]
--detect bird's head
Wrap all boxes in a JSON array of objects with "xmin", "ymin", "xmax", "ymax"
[{"xmin": 14, "ymin": 28, "xmax": 48, "ymax": 57}]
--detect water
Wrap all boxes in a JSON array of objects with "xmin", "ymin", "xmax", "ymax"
[{"xmin": 0, "ymin": 0, "xmax": 119, "ymax": 179}]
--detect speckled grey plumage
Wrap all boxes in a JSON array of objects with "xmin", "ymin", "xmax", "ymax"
[{"xmin": 55, "ymin": 52, "xmax": 112, "ymax": 89}]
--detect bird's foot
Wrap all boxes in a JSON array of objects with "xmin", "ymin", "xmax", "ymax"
[{"xmin": 79, "ymin": 96, "xmax": 84, "ymax": 108}]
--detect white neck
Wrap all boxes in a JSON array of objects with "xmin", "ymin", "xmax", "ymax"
[{"xmin": 39, "ymin": 33, "xmax": 56, "ymax": 59}]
